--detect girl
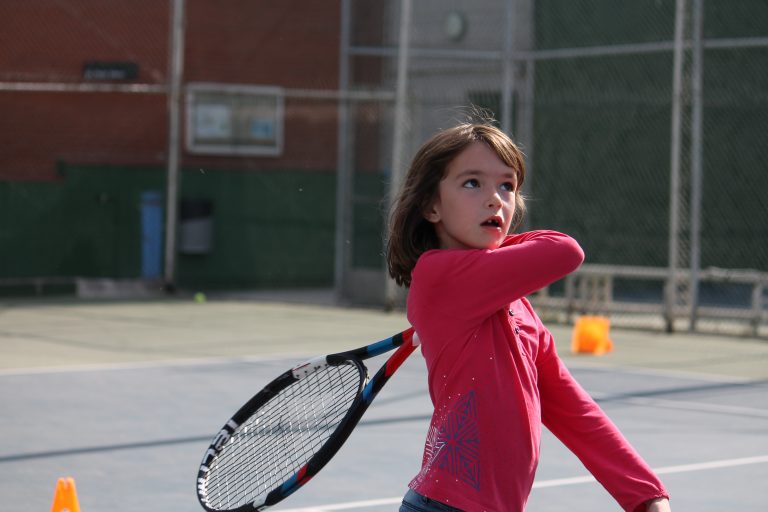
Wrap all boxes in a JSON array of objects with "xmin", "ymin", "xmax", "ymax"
[{"xmin": 386, "ymin": 123, "xmax": 670, "ymax": 512}]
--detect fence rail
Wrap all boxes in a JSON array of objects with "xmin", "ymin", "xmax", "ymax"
[{"xmin": 533, "ymin": 264, "xmax": 768, "ymax": 337}]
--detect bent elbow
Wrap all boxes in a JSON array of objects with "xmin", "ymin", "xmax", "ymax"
[
  {"xmin": 570, "ymin": 240, "xmax": 586, "ymax": 270},
  {"xmin": 558, "ymin": 237, "xmax": 585, "ymax": 275}
]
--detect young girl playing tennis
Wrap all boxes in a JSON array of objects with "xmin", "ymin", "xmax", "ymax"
[{"xmin": 387, "ymin": 123, "xmax": 670, "ymax": 512}]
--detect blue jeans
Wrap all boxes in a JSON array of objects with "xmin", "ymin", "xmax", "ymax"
[{"xmin": 399, "ymin": 489, "xmax": 463, "ymax": 512}]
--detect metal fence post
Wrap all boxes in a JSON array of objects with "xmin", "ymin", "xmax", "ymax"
[
  {"xmin": 500, "ymin": 0, "xmax": 516, "ymax": 135},
  {"xmin": 688, "ymin": 0, "xmax": 705, "ymax": 331},
  {"xmin": 665, "ymin": 0, "xmax": 687, "ymax": 332},
  {"xmin": 163, "ymin": 0, "xmax": 186, "ymax": 291},
  {"xmin": 334, "ymin": 0, "xmax": 352, "ymax": 303},
  {"xmin": 384, "ymin": 0, "xmax": 413, "ymax": 309}
]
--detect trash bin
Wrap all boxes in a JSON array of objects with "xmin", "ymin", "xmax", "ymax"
[
  {"xmin": 140, "ymin": 190, "xmax": 163, "ymax": 278},
  {"xmin": 179, "ymin": 198, "xmax": 213, "ymax": 254}
]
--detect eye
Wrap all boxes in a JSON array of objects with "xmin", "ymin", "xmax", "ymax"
[
  {"xmin": 500, "ymin": 181, "xmax": 515, "ymax": 192},
  {"xmin": 462, "ymin": 178, "xmax": 480, "ymax": 189}
]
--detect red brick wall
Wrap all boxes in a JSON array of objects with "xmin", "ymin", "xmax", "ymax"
[
  {"xmin": 185, "ymin": 0, "xmax": 340, "ymax": 88},
  {"xmin": 0, "ymin": 0, "xmax": 169, "ymax": 84},
  {"xmin": 0, "ymin": 0, "xmax": 341, "ymax": 181},
  {"xmin": 0, "ymin": 92, "xmax": 167, "ymax": 180}
]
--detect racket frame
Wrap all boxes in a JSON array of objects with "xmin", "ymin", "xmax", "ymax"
[{"xmin": 196, "ymin": 328, "xmax": 418, "ymax": 512}]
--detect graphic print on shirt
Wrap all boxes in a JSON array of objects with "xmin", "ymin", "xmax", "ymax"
[{"xmin": 418, "ymin": 390, "xmax": 481, "ymax": 490}]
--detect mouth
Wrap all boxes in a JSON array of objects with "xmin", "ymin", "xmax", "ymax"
[{"xmin": 481, "ymin": 216, "xmax": 503, "ymax": 229}]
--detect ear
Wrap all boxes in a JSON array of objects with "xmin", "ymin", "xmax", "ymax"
[{"xmin": 424, "ymin": 202, "xmax": 441, "ymax": 224}]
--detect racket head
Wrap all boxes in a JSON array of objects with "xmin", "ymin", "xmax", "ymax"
[{"xmin": 196, "ymin": 357, "xmax": 367, "ymax": 512}]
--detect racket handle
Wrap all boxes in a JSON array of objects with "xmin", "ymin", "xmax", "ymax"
[{"xmin": 362, "ymin": 338, "xmax": 418, "ymax": 403}]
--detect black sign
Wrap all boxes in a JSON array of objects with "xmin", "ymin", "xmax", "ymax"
[{"xmin": 83, "ymin": 61, "xmax": 139, "ymax": 81}]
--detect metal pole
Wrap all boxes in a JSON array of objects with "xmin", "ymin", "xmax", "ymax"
[
  {"xmin": 164, "ymin": 0, "xmax": 185, "ymax": 291},
  {"xmin": 688, "ymin": 0, "xmax": 705, "ymax": 331},
  {"xmin": 518, "ymin": 0, "xmax": 535, "ymax": 232},
  {"xmin": 334, "ymin": 0, "xmax": 352, "ymax": 303},
  {"xmin": 665, "ymin": 0, "xmax": 686, "ymax": 332},
  {"xmin": 500, "ymin": 0, "xmax": 515, "ymax": 134},
  {"xmin": 384, "ymin": 0, "xmax": 412, "ymax": 309}
]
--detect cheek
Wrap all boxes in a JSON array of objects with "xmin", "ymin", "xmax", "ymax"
[
  {"xmin": 503, "ymin": 197, "xmax": 517, "ymax": 223},
  {"xmin": 505, "ymin": 194, "xmax": 517, "ymax": 211}
]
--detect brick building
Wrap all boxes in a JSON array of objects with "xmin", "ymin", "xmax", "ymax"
[
  {"xmin": 0, "ymin": 0, "xmax": 375, "ymax": 292},
  {"xmin": 0, "ymin": 0, "xmax": 342, "ymax": 182}
]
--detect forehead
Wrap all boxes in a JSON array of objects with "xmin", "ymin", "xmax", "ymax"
[{"xmin": 445, "ymin": 141, "xmax": 518, "ymax": 180}]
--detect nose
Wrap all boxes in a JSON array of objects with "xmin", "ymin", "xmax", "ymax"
[{"xmin": 487, "ymin": 191, "xmax": 502, "ymax": 209}]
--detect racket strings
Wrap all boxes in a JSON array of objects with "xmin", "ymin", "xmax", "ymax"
[{"xmin": 201, "ymin": 362, "xmax": 363, "ymax": 510}]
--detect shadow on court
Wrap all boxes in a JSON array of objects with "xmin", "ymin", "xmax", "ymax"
[{"xmin": 0, "ymin": 297, "xmax": 766, "ymax": 511}]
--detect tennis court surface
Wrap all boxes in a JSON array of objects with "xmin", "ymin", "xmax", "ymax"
[{"xmin": 1, "ymin": 296, "xmax": 766, "ymax": 511}]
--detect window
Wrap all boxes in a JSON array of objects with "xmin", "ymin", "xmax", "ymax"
[{"xmin": 186, "ymin": 83, "xmax": 284, "ymax": 156}]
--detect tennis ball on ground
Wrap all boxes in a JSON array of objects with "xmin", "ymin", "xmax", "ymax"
[{"xmin": 194, "ymin": 292, "xmax": 206, "ymax": 303}]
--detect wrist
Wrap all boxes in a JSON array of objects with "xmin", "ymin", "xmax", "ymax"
[{"xmin": 645, "ymin": 497, "xmax": 670, "ymax": 512}]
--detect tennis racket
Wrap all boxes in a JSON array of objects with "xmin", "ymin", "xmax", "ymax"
[{"xmin": 196, "ymin": 327, "xmax": 419, "ymax": 512}]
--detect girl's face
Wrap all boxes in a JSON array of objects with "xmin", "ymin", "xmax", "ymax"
[{"xmin": 425, "ymin": 141, "xmax": 518, "ymax": 250}]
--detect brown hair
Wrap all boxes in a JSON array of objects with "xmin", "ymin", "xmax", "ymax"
[{"xmin": 386, "ymin": 123, "xmax": 527, "ymax": 287}]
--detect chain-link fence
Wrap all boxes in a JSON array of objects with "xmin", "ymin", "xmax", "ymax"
[
  {"xmin": 1, "ymin": 0, "xmax": 766, "ymax": 336},
  {"xmin": 352, "ymin": 0, "xmax": 768, "ymax": 336}
]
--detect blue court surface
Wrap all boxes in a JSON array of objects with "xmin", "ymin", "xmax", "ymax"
[{"xmin": 1, "ymin": 298, "xmax": 766, "ymax": 511}]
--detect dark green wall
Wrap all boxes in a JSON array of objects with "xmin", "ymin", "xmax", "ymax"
[
  {"xmin": 530, "ymin": 52, "xmax": 674, "ymax": 267},
  {"xmin": 1, "ymin": 165, "xmax": 159, "ymax": 279},
  {"xmin": 699, "ymin": 46, "xmax": 768, "ymax": 270},
  {"xmin": 177, "ymin": 167, "xmax": 338, "ymax": 289},
  {"xmin": 525, "ymin": 0, "xmax": 768, "ymax": 272},
  {"xmin": 535, "ymin": 0, "xmax": 675, "ymax": 48},
  {"xmin": 0, "ymin": 165, "xmax": 341, "ymax": 289},
  {"xmin": 0, "ymin": 164, "xmax": 391, "ymax": 290}
]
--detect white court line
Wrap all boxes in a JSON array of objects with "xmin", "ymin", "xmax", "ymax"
[
  {"xmin": 565, "ymin": 359, "xmax": 757, "ymax": 384},
  {"xmin": 652, "ymin": 454, "xmax": 768, "ymax": 475},
  {"xmin": 589, "ymin": 392, "xmax": 768, "ymax": 418},
  {"xmin": 0, "ymin": 353, "xmax": 309, "ymax": 377},
  {"xmin": 1, "ymin": 350, "xmax": 761, "ymax": 384},
  {"xmin": 278, "ymin": 497, "xmax": 402, "ymax": 512},
  {"xmin": 276, "ymin": 455, "xmax": 768, "ymax": 512},
  {"xmin": 622, "ymin": 396, "xmax": 768, "ymax": 418}
]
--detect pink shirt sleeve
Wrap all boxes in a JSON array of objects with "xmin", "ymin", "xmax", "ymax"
[{"xmin": 413, "ymin": 230, "xmax": 584, "ymax": 324}]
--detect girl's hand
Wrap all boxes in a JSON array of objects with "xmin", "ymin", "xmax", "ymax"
[{"xmin": 645, "ymin": 498, "xmax": 671, "ymax": 512}]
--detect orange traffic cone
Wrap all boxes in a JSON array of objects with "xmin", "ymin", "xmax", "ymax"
[
  {"xmin": 571, "ymin": 315, "xmax": 614, "ymax": 355},
  {"xmin": 51, "ymin": 477, "xmax": 81, "ymax": 512}
]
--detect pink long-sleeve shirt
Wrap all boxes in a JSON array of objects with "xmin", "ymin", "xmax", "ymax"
[{"xmin": 406, "ymin": 231, "xmax": 668, "ymax": 512}]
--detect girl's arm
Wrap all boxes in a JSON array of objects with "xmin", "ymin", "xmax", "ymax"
[
  {"xmin": 412, "ymin": 230, "xmax": 583, "ymax": 323},
  {"xmin": 536, "ymin": 329, "xmax": 669, "ymax": 512},
  {"xmin": 646, "ymin": 498, "xmax": 672, "ymax": 511}
]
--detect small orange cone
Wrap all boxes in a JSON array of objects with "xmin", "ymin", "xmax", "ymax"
[
  {"xmin": 571, "ymin": 316, "xmax": 614, "ymax": 355},
  {"xmin": 50, "ymin": 477, "xmax": 81, "ymax": 512}
]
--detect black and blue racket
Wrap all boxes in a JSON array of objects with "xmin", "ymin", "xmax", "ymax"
[{"xmin": 196, "ymin": 327, "xmax": 419, "ymax": 512}]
